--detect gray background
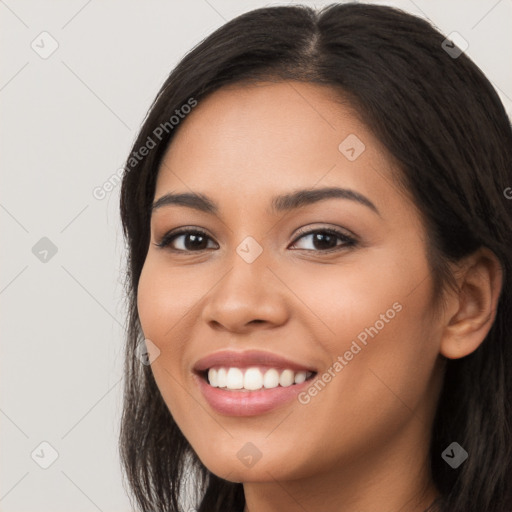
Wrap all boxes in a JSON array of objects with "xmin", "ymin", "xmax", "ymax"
[{"xmin": 1, "ymin": 1, "xmax": 511, "ymax": 511}]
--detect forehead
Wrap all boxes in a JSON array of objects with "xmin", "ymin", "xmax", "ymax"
[
  {"xmin": 160, "ymin": 81, "xmax": 369, "ymax": 161},
  {"xmin": 155, "ymin": 81, "xmax": 402, "ymax": 213}
]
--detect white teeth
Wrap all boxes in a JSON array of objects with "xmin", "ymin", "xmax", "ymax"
[
  {"xmin": 226, "ymin": 367, "xmax": 244, "ymax": 389},
  {"xmin": 208, "ymin": 368, "xmax": 218, "ymax": 387},
  {"xmin": 294, "ymin": 371, "xmax": 307, "ymax": 384},
  {"xmin": 217, "ymin": 367, "xmax": 227, "ymax": 388},
  {"xmin": 279, "ymin": 369, "xmax": 294, "ymax": 387},
  {"xmin": 244, "ymin": 367, "xmax": 263, "ymax": 390},
  {"xmin": 206, "ymin": 367, "xmax": 314, "ymax": 391},
  {"xmin": 263, "ymin": 368, "xmax": 280, "ymax": 389}
]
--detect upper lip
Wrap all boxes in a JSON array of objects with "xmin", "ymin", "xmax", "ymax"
[{"xmin": 193, "ymin": 349, "xmax": 317, "ymax": 373}]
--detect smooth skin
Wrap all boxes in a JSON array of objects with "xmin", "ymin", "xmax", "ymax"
[{"xmin": 137, "ymin": 81, "xmax": 502, "ymax": 512}]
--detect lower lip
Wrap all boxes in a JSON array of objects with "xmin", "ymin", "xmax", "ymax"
[{"xmin": 194, "ymin": 373, "xmax": 314, "ymax": 416}]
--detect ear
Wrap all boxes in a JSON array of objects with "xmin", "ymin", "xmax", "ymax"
[{"xmin": 440, "ymin": 247, "xmax": 503, "ymax": 359}]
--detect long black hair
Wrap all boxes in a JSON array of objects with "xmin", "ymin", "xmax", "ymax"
[{"xmin": 119, "ymin": 3, "xmax": 512, "ymax": 511}]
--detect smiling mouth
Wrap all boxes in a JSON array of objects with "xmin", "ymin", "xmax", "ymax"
[{"xmin": 198, "ymin": 366, "xmax": 317, "ymax": 392}]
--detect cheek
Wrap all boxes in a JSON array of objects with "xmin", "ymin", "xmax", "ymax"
[
  {"xmin": 137, "ymin": 261, "xmax": 169, "ymax": 340},
  {"xmin": 301, "ymin": 261, "xmax": 438, "ymax": 422},
  {"xmin": 286, "ymin": 247, "xmax": 439, "ymax": 413},
  {"xmin": 136, "ymin": 258, "xmax": 200, "ymax": 427},
  {"xmin": 137, "ymin": 256, "xmax": 203, "ymax": 341},
  {"xmin": 281, "ymin": 245, "xmax": 431, "ymax": 346},
  {"xmin": 136, "ymin": 258, "xmax": 195, "ymax": 403}
]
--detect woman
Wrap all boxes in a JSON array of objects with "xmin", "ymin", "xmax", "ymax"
[{"xmin": 119, "ymin": 3, "xmax": 512, "ymax": 511}]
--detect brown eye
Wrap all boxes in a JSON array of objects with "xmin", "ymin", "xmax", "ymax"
[
  {"xmin": 290, "ymin": 228, "xmax": 357, "ymax": 252},
  {"xmin": 156, "ymin": 229, "xmax": 218, "ymax": 252}
]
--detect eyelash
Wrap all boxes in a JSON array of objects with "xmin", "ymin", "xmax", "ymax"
[{"xmin": 154, "ymin": 226, "xmax": 357, "ymax": 254}]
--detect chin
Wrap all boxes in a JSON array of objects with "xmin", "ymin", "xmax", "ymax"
[
  {"xmin": 211, "ymin": 466, "xmax": 279, "ymax": 484},
  {"xmin": 202, "ymin": 447, "xmax": 318, "ymax": 485}
]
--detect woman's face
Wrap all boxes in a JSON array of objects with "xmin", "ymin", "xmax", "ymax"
[{"xmin": 137, "ymin": 81, "xmax": 445, "ymax": 485}]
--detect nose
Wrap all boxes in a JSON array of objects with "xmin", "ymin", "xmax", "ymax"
[{"xmin": 200, "ymin": 248, "xmax": 289, "ymax": 333}]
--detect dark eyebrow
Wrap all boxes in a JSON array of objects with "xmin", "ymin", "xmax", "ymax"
[
  {"xmin": 269, "ymin": 187, "xmax": 379, "ymax": 215},
  {"xmin": 151, "ymin": 192, "xmax": 218, "ymax": 214},
  {"xmin": 151, "ymin": 187, "xmax": 379, "ymax": 216}
]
